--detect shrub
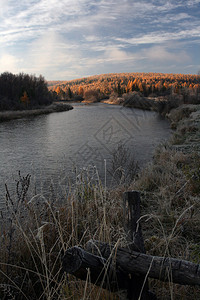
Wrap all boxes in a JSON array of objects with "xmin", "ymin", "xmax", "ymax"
[{"xmin": 83, "ymin": 89, "xmax": 100, "ymax": 102}]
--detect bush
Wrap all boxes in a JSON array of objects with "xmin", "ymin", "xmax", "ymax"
[
  {"xmin": 83, "ymin": 89, "xmax": 100, "ymax": 102},
  {"xmin": 122, "ymin": 92, "xmax": 155, "ymax": 110},
  {"xmin": 108, "ymin": 143, "xmax": 139, "ymax": 185}
]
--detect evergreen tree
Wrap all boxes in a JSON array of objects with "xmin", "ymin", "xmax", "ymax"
[{"xmin": 68, "ymin": 87, "xmax": 72, "ymax": 99}]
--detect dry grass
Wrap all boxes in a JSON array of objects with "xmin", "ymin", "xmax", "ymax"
[
  {"xmin": 128, "ymin": 104, "xmax": 200, "ymax": 299},
  {"xmin": 0, "ymin": 169, "xmax": 127, "ymax": 299}
]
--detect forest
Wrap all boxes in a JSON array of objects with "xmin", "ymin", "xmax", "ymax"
[
  {"xmin": 0, "ymin": 72, "xmax": 54, "ymax": 111},
  {"xmin": 49, "ymin": 72, "xmax": 200, "ymax": 104},
  {"xmin": 1, "ymin": 71, "xmax": 200, "ymax": 111}
]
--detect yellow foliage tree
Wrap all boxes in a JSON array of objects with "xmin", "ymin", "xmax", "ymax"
[
  {"xmin": 55, "ymin": 86, "xmax": 61, "ymax": 94},
  {"xmin": 78, "ymin": 86, "xmax": 84, "ymax": 96}
]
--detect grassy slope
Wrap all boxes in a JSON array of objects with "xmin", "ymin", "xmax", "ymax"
[{"xmin": 129, "ymin": 104, "xmax": 200, "ymax": 298}]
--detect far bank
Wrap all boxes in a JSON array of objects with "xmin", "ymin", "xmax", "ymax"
[{"xmin": 0, "ymin": 102, "xmax": 73, "ymax": 123}]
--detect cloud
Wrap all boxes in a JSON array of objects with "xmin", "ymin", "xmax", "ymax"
[
  {"xmin": 1, "ymin": 0, "xmax": 200, "ymax": 48},
  {"xmin": 84, "ymin": 35, "xmax": 100, "ymax": 42},
  {"xmin": 0, "ymin": 0, "xmax": 86, "ymax": 45},
  {"xmin": 115, "ymin": 27, "xmax": 200, "ymax": 45},
  {"xmin": 187, "ymin": 0, "xmax": 200, "ymax": 6},
  {"xmin": 143, "ymin": 45, "xmax": 191, "ymax": 63},
  {"xmin": 157, "ymin": 12, "xmax": 192, "ymax": 23},
  {"xmin": 0, "ymin": 54, "xmax": 22, "ymax": 73},
  {"xmin": 0, "ymin": 0, "xmax": 9, "ymax": 18},
  {"xmin": 19, "ymin": 31, "xmax": 83, "ymax": 79},
  {"xmin": 104, "ymin": 48, "xmax": 136, "ymax": 62}
]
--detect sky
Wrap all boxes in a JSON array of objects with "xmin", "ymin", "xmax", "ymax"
[{"xmin": 0, "ymin": 0, "xmax": 200, "ymax": 80}]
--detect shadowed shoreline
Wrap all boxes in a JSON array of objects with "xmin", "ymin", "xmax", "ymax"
[{"xmin": 0, "ymin": 102, "xmax": 73, "ymax": 122}]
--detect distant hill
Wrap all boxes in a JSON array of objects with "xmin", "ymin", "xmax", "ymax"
[{"xmin": 48, "ymin": 72, "xmax": 200, "ymax": 103}]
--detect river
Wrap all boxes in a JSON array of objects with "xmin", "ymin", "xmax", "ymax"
[{"xmin": 0, "ymin": 103, "xmax": 171, "ymax": 210}]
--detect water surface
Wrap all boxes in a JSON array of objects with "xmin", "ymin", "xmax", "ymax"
[{"xmin": 0, "ymin": 103, "xmax": 171, "ymax": 209}]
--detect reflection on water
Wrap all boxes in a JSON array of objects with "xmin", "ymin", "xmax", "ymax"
[{"xmin": 0, "ymin": 103, "xmax": 171, "ymax": 209}]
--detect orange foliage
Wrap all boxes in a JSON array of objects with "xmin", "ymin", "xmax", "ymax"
[
  {"xmin": 48, "ymin": 72, "xmax": 200, "ymax": 101},
  {"xmin": 55, "ymin": 86, "xmax": 61, "ymax": 94},
  {"xmin": 20, "ymin": 91, "xmax": 30, "ymax": 105}
]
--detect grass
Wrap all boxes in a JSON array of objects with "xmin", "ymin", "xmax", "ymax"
[
  {"xmin": 0, "ymin": 168, "xmax": 128, "ymax": 299},
  {"xmin": 0, "ymin": 104, "xmax": 200, "ymax": 299}
]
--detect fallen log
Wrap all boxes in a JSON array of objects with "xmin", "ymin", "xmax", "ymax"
[
  {"xmin": 62, "ymin": 246, "xmax": 129, "ymax": 292},
  {"xmin": 86, "ymin": 240, "xmax": 200, "ymax": 286}
]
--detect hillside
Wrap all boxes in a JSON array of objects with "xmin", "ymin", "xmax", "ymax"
[{"xmin": 48, "ymin": 72, "xmax": 200, "ymax": 105}]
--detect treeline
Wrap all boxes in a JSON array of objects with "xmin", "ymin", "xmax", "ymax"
[
  {"xmin": 0, "ymin": 72, "xmax": 54, "ymax": 111},
  {"xmin": 49, "ymin": 72, "xmax": 200, "ymax": 104}
]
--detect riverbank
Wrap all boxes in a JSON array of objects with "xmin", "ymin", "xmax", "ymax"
[
  {"xmin": 0, "ymin": 102, "xmax": 73, "ymax": 122},
  {"xmin": 102, "ymin": 92, "xmax": 157, "ymax": 110},
  {"xmin": 128, "ymin": 103, "xmax": 200, "ymax": 298},
  {"xmin": 55, "ymin": 92, "xmax": 176, "ymax": 115},
  {"xmin": 82, "ymin": 91, "xmax": 178, "ymax": 116},
  {"xmin": 167, "ymin": 104, "xmax": 200, "ymax": 152}
]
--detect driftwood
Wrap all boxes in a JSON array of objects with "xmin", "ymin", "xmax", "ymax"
[
  {"xmin": 62, "ymin": 245, "xmax": 129, "ymax": 292},
  {"xmin": 86, "ymin": 240, "xmax": 200, "ymax": 286}
]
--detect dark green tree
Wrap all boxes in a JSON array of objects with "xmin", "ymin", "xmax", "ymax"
[{"xmin": 68, "ymin": 87, "xmax": 72, "ymax": 99}]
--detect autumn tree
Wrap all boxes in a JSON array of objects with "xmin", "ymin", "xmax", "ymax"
[
  {"xmin": 55, "ymin": 86, "xmax": 61, "ymax": 94},
  {"xmin": 20, "ymin": 91, "xmax": 30, "ymax": 107},
  {"xmin": 78, "ymin": 86, "xmax": 84, "ymax": 97},
  {"xmin": 84, "ymin": 89, "xmax": 99, "ymax": 102},
  {"xmin": 47, "ymin": 72, "xmax": 200, "ymax": 106},
  {"xmin": 126, "ymin": 80, "xmax": 133, "ymax": 93}
]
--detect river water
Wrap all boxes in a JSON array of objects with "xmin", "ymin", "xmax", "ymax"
[{"xmin": 0, "ymin": 103, "xmax": 171, "ymax": 210}]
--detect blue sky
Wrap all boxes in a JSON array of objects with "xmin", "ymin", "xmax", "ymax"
[{"xmin": 0, "ymin": 0, "xmax": 200, "ymax": 80}]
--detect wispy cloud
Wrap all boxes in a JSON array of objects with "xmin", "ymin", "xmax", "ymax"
[
  {"xmin": 142, "ymin": 45, "xmax": 191, "ymax": 63},
  {"xmin": 115, "ymin": 27, "xmax": 200, "ymax": 46},
  {"xmin": 187, "ymin": 0, "xmax": 200, "ymax": 6}
]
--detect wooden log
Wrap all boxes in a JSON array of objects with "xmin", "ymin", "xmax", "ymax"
[
  {"xmin": 62, "ymin": 246, "xmax": 129, "ymax": 292},
  {"xmin": 123, "ymin": 191, "xmax": 152, "ymax": 300},
  {"xmin": 86, "ymin": 240, "xmax": 200, "ymax": 286}
]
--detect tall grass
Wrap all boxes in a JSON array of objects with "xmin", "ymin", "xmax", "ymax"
[{"xmin": 0, "ymin": 168, "xmax": 127, "ymax": 299}]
